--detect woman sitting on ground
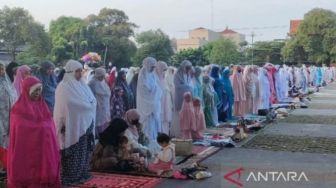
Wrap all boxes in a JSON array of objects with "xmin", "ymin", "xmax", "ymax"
[
  {"xmin": 124, "ymin": 109, "xmax": 151, "ymax": 157},
  {"xmin": 90, "ymin": 118, "xmax": 146, "ymax": 172}
]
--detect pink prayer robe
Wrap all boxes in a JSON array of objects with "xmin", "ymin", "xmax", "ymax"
[
  {"xmin": 179, "ymin": 94, "xmax": 196, "ymax": 139},
  {"xmin": 232, "ymin": 67, "xmax": 246, "ymax": 117},
  {"xmin": 8, "ymin": 76, "xmax": 60, "ymax": 188},
  {"xmin": 193, "ymin": 103, "xmax": 206, "ymax": 139}
]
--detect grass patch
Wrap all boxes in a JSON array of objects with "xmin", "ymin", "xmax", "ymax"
[
  {"xmin": 279, "ymin": 115, "xmax": 336, "ymax": 124},
  {"xmin": 243, "ymin": 134, "xmax": 336, "ymax": 154},
  {"xmin": 308, "ymin": 103, "xmax": 336, "ymax": 109}
]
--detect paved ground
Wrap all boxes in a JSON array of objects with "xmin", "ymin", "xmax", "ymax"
[{"xmin": 156, "ymin": 83, "xmax": 336, "ymax": 188}]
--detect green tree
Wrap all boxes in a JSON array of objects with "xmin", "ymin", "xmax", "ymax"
[
  {"xmin": 85, "ymin": 8, "xmax": 137, "ymax": 68},
  {"xmin": 134, "ymin": 29, "xmax": 173, "ymax": 66},
  {"xmin": 248, "ymin": 40, "xmax": 285, "ymax": 65},
  {"xmin": 170, "ymin": 47, "xmax": 209, "ymax": 66},
  {"xmin": 206, "ymin": 39, "xmax": 240, "ymax": 66},
  {"xmin": 49, "ymin": 16, "xmax": 85, "ymax": 63},
  {"xmin": 0, "ymin": 6, "xmax": 35, "ymax": 61},
  {"xmin": 17, "ymin": 22, "xmax": 52, "ymax": 65},
  {"xmin": 281, "ymin": 38, "xmax": 307, "ymax": 64},
  {"xmin": 283, "ymin": 8, "xmax": 336, "ymax": 65}
]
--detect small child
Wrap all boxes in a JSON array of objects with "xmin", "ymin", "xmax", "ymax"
[
  {"xmin": 179, "ymin": 92, "xmax": 196, "ymax": 139},
  {"xmin": 192, "ymin": 97, "xmax": 206, "ymax": 139},
  {"xmin": 148, "ymin": 133, "xmax": 175, "ymax": 175},
  {"xmin": 117, "ymin": 136, "xmax": 146, "ymax": 171},
  {"xmin": 111, "ymin": 87, "xmax": 125, "ymax": 120}
]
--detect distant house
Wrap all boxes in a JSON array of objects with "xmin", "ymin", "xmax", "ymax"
[
  {"xmin": 175, "ymin": 27, "xmax": 246, "ymax": 52},
  {"xmin": 0, "ymin": 46, "xmax": 28, "ymax": 64},
  {"xmin": 288, "ymin": 20, "xmax": 302, "ymax": 37},
  {"xmin": 220, "ymin": 27, "xmax": 246, "ymax": 46},
  {"xmin": 176, "ymin": 27, "xmax": 221, "ymax": 51}
]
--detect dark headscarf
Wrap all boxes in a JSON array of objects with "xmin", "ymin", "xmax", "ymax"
[
  {"xmin": 115, "ymin": 70, "xmax": 135, "ymax": 110},
  {"xmin": 37, "ymin": 61, "xmax": 57, "ymax": 113},
  {"xmin": 5, "ymin": 61, "xmax": 19, "ymax": 82},
  {"xmin": 99, "ymin": 118, "xmax": 128, "ymax": 147}
]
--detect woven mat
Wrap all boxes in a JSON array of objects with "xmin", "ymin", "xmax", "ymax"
[{"xmin": 71, "ymin": 172, "xmax": 161, "ymax": 188}]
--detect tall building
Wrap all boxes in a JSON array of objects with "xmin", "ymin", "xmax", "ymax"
[{"xmin": 176, "ymin": 27, "xmax": 245, "ymax": 52}]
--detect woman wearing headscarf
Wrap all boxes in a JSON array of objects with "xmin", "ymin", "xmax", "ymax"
[
  {"xmin": 108, "ymin": 67, "xmax": 117, "ymax": 90},
  {"xmin": 251, "ymin": 65, "xmax": 261, "ymax": 114},
  {"xmin": 222, "ymin": 68, "xmax": 234, "ymax": 120},
  {"xmin": 171, "ymin": 60, "xmax": 193, "ymax": 137},
  {"xmin": 264, "ymin": 63, "xmax": 277, "ymax": 104},
  {"xmin": 37, "ymin": 61, "xmax": 58, "ymax": 113},
  {"xmin": 211, "ymin": 65, "xmax": 228, "ymax": 122},
  {"xmin": 129, "ymin": 72, "xmax": 139, "ymax": 107},
  {"xmin": 156, "ymin": 61, "xmax": 172, "ymax": 135},
  {"xmin": 0, "ymin": 62, "xmax": 17, "ymax": 170},
  {"xmin": 124, "ymin": 109, "xmax": 151, "ymax": 157},
  {"xmin": 57, "ymin": 68, "xmax": 66, "ymax": 83},
  {"xmin": 54, "ymin": 60, "xmax": 96, "ymax": 186},
  {"xmin": 13, "ymin": 65, "xmax": 31, "ymax": 96},
  {"xmin": 8, "ymin": 76, "xmax": 60, "ymax": 187},
  {"xmin": 136, "ymin": 57, "xmax": 162, "ymax": 141},
  {"xmin": 232, "ymin": 65, "xmax": 246, "ymax": 117},
  {"xmin": 88, "ymin": 68, "xmax": 111, "ymax": 135},
  {"xmin": 243, "ymin": 65, "xmax": 254, "ymax": 114},
  {"xmin": 5, "ymin": 61, "xmax": 18, "ymax": 82},
  {"xmin": 174, "ymin": 60, "xmax": 194, "ymax": 111},
  {"xmin": 274, "ymin": 65, "xmax": 288, "ymax": 102},
  {"xmin": 116, "ymin": 70, "xmax": 135, "ymax": 111},
  {"xmin": 111, "ymin": 86, "xmax": 125, "ymax": 120},
  {"xmin": 91, "ymin": 118, "xmax": 145, "ymax": 172},
  {"xmin": 193, "ymin": 66, "xmax": 203, "ymax": 101},
  {"xmin": 126, "ymin": 67, "xmax": 139, "ymax": 85},
  {"xmin": 258, "ymin": 68, "xmax": 271, "ymax": 110},
  {"xmin": 165, "ymin": 66, "xmax": 176, "ymax": 111},
  {"xmin": 202, "ymin": 75, "xmax": 216, "ymax": 127}
]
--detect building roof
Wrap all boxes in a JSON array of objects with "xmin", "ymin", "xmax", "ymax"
[
  {"xmin": 221, "ymin": 27, "xmax": 238, "ymax": 34},
  {"xmin": 289, "ymin": 20, "xmax": 302, "ymax": 35}
]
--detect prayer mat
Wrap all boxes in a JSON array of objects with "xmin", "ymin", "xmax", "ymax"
[
  {"xmin": 175, "ymin": 146, "xmax": 222, "ymax": 170},
  {"xmin": 71, "ymin": 172, "xmax": 161, "ymax": 188}
]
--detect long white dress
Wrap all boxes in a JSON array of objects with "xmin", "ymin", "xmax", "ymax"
[{"xmin": 136, "ymin": 57, "xmax": 162, "ymax": 141}]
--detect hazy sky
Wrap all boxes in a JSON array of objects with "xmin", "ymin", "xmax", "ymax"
[{"xmin": 1, "ymin": 0, "xmax": 336, "ymax": 42}]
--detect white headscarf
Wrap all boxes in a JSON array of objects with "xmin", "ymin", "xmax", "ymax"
[
  {"xmin": 54, "ymin": 60, "xmax": 97, "ymax": 149},
  {"xmin": 136, "ymin": 57, "xmax": 162, "ymax": 121}
]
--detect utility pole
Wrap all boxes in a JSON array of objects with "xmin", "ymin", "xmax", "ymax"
[
  {"xmin": 211, "ymin": 0, "xmax": 214, "ymax": 30},
  {"xmin": 251, "ymin": 32, "xmax": 255, "ymax": 65}
]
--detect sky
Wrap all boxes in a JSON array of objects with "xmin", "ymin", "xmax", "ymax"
[{"xmin": 1, "ymin": 0, "xmax": 336, "ymax": 42}]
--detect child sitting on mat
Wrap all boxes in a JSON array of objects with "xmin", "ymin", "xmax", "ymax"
[
  {"xmin": 148, "ymin": 133, "xmax": 175, "ymax": 175},
  {"xmin": 118, "ymin": 136, "xmax": 146, "ymax": 171}
]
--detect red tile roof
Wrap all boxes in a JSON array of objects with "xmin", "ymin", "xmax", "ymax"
[
  {"xmin": 221, "ymin": 27, "xmax": 238, "ymax": 34},
  {"xmin": 289, "ymin": 20, "xmax": 302, "ymax": 35}
]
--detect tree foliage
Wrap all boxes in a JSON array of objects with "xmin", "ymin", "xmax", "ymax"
[
  {"xmin": 206, "ymin": 39, "xmax": 241, "ymax": 66},
  {"xmin": 248, "ymin": 40, "xmax": 285, "ymax": 65},
  {"xmin": 282, "ymin": 8, "xmax": 336, "ymax": 65},
  {"xmin": 134, "ymin": 29, "xmax": 173, "ymax": 66},
  {"xmin": 49, "ymin": 16, "xmax": 85, "ymax": 64},
  {"xmin": 85, "ymin": 8, "xmax": 137, "ymax": 68},
  {"xmin": 170, "ymin": 47, "xmax": 209, "ymax": 66},
  {"xmin": 0, "ymin": 6, "xmax": 35, "ymax": 60}
]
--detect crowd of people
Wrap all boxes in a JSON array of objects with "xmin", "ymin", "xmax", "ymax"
[{"xmin": 0, "ymin": 57, "xmax": 335, "ymax": 187}]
